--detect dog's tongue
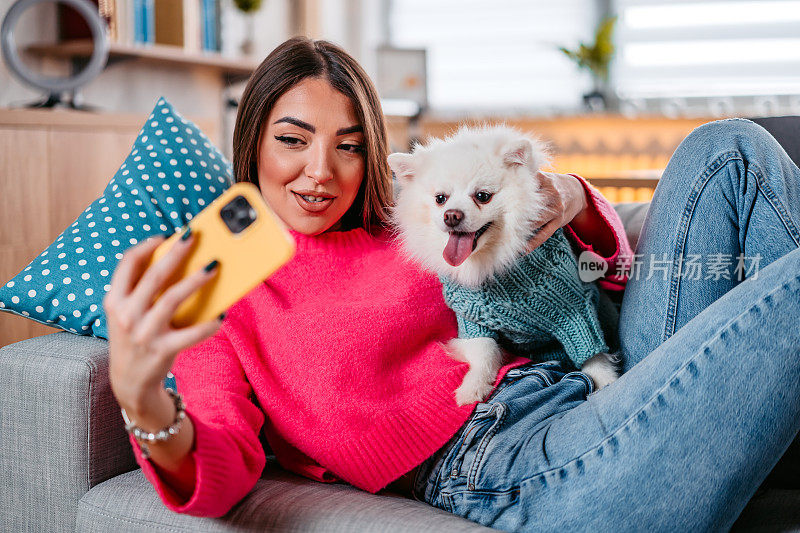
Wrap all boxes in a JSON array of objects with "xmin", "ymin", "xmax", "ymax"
[{"xmin": 443, "ymin": 232, "xmax": 476, "ymax": 267}]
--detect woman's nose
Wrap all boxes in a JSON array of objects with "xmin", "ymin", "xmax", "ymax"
[{"xmin": 305, "ymin": 143, "xmax": 334, "ymax": 185}]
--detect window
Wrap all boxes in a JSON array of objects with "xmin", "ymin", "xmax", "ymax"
[
  {"xmin": 388, "ymin": 0, "xmax": 600, "ymax": 113},
  {"xmin": 613, "ymin": 0, "xmax": 800, "ymax": 114}
]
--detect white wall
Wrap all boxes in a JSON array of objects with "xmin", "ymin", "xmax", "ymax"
[{"xmin": 308, "ymin": 0, "xmax": 384, "ymax": 80}]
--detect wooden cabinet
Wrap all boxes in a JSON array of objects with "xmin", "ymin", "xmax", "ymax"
[{"xmin": 0, "ymin": 108, "xmax": 216, "ymax": 348}]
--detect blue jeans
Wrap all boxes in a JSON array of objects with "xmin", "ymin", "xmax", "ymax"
[{"xmin": 411, "ymin": 119, "xmax": 800, "ymax": 531}]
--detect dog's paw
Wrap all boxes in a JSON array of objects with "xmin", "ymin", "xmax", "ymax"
[
  {"xmin": 455, "ymin": 370, "xmax": 495, "ymax": 406},
  {"xmin": 445, "ymin": 336, "xmax": 504, "ymax": 405},
  {"xmin": 581, "ymin": 352, "xmax": 622, "ymax": 392}
]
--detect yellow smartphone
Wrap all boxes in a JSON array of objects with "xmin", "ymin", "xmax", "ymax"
[{"xmin": 146, "ymin": 182, "xmax": 296, "ymax": 328}]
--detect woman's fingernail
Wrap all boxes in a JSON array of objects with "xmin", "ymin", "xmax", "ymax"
[
  {"xmin": 204, "ymin": 259, "xmax": 219, "ymax": 272},
  {"xmin": 181, "ymin": 227, "xmax": 193, "ymax": 241}
]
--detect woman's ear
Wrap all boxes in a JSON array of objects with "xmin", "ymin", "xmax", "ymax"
[{"xmin": 387, "ymin": 152, "xmax": 417, "ymax": 182}]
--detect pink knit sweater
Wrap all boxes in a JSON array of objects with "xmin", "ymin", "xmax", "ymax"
[{"xmin": 128, "ymin": 176, "xmax": 632, "ymax": 517}]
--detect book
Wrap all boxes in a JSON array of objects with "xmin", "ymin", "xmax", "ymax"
[
  {"xmin": 115, "ymin": 0, "xmax": 135, "ymax": 45},
  {"xmin": 133, "ymin": 0, "xmax": 143, "ymax": 42},
  {"xmin": 201, "ymin": 0, "xmax": 218, "ymax": 52},
  {"xmin": 154, "ymin": 0, "xmax": 180, "ymax": 47},
  {"xmin": 213, "ymin": 0, "xmax": 221, "ymax": 51},
  {"xmin": 58, "ymin": 0, "xmax": 219, "ymax": 51},
  {"xmin": 98, "ymin": 0, "xmax": 117, "ymax": 42},
  {"xmin": 184, "ymin": 0, "xmax": 202, "ymax": 52},
  {"xmin": 133, "ymin": 0, "xmax": 154, "ymax": 43},
  {"xmin": 144, "ymin": 0, "xmax": 155, "ymax": 43},
  {"xmin": 155, "ymin": 0, "xmax": 202, "ymax": 51}
]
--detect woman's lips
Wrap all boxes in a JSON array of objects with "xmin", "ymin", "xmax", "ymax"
[{"xmin": 293, "ymin": 191, "xmax": 335, "ymax": 213}]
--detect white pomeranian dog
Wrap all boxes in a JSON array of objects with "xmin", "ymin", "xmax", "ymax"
[{"xmin": 387, "ymin": 124, "xmax": 621, "ymax": 405}]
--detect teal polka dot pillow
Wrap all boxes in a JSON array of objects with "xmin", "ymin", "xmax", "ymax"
[{"xmin": 0, "ymin": 96, "xmax": 233, "ymax": 342}]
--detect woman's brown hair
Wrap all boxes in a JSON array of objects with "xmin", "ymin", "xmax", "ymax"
[{"xmin": 232, "ymin": 36, "xmax": 393, "ymax": 234}]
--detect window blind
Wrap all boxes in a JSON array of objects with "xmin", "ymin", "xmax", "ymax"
[{"xmin": 613, "ymin": 0, "xmax": 800, "ymax": 101}]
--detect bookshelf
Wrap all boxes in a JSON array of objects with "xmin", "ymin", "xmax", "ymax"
[{"xmin": 27, "ymin": 39, "xmax": 260, "ymax": 82}]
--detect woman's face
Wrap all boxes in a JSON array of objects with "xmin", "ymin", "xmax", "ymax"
[{"xmin": 256, "ymin": 77, "xmax": 366, "ymax": 235}]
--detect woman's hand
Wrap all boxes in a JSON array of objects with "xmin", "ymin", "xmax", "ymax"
[
  {"xmin": 104, "ymin": 230, "xmax": 222, "ymax": 430},
  {"xmin": 526, "ymin": 171, "xmax": 589, "ymax": 252}
]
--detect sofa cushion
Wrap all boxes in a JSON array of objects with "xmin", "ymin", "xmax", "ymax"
[
  {"xmin": 749, "ymin": 116, "xmax": 800, "ymax": 168},
  {"xmin": 731, "ymin": 489, "xmax": 800, "ymax": 532},
  {"xmin": 0, "ymin": 97, "xmax": 232, "ymax": 341},
  {"xmin": 76, "ymin": 461, "xmax": 800, "ymax": 532},
  {"xmin": 613, "ymin": 201, "xmax": 649, "ymax": 252},
  {"xmin": 76, "ymin": 464, "xmax": 494, "ymax": 532}
]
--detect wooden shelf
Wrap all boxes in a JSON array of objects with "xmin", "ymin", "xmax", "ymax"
[
  {"xmin": 26, "ymin": 39, "xmax": 260, "ymax": 79},
  {"xmin": 586, "ymin": 175, "xmax": 661, "ymax": 188},
  {"xmin": 0, "ymin": 107, "xmax": 216, "ymax": 137}
]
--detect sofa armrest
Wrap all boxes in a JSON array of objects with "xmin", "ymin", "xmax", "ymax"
[{"xmin": 0, "ymin": 331, "xmax": 136, "ymax": 532}]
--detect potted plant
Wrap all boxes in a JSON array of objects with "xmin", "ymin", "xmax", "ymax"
[
  {"xmin": 234, "ymin": 0, "xmax": 263, "ymax": 56},
  {"xmin": 559, "ymin": 15, "xmax": 617, "ymax": 111}
]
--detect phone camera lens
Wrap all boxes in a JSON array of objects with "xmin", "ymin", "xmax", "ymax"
[{"xmin": 220, "ymin": 195, "xmax": 256, "ymax": 234}]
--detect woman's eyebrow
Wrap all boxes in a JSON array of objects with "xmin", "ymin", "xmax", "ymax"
[
  {"xmin": 274, "ymin": 116, "xmax": 315, "ymax": 132},
  {"xmin": 273, "ymin": 116, "xmax": 363, "ymax": 136},
  {"xmin": 336, "ymin": 125, "xmax": 363, "ymax": 136}
]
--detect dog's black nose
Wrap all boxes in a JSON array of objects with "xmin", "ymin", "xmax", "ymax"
[{"xmin": 444, "ymin": 209, "xmax": 464, "ymax": 228}]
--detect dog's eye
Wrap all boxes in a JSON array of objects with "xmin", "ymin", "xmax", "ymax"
[
  {"xmin": 435, "ymin": 194, "xmax": 448, "ymax": 205},
  {"xmin": 474, "ymin": 191, "xmax": 493, "ymax": 204}
]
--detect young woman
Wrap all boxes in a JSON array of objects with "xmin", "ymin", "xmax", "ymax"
[{"xmin": 105, "ymin": 37, "xmax": 800, "ymax": 530}]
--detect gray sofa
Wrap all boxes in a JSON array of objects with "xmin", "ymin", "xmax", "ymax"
[{"xmin": 1, "ymin": 200, "xmax": 799, "ymax": 532}]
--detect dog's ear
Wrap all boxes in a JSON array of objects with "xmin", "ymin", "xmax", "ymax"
[
  {"xmin": 502, "ymin": 139, "xmax": 532, "ymax": 167},
  {"xmin": 387, "ymin": 153, "xmax": 417, "ymax": 182}
]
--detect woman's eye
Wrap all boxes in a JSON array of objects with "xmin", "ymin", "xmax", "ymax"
[
  {"xmin": 275, "ymin": 135, "xmax": 303, "ymax": 146},
  {"xmin": 435, "ymin": 194, "xmax": 448, "ymax": 205},
  {"xmin": 339, "ymin": 143, "xmax": 365, "ymax": 154},
  {"xmin": 475, "ymin": 191, "xmax": 493, "ymax": 204}
]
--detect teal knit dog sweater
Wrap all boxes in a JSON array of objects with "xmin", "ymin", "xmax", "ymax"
[{"xmin": 440, "ymin": 228, "xmax": 614, "ymax": 369}]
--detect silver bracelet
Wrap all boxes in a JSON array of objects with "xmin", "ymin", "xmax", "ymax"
[{"xmin": 121, "ymin": 388, "xmax": 186, "ymax": 460}]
